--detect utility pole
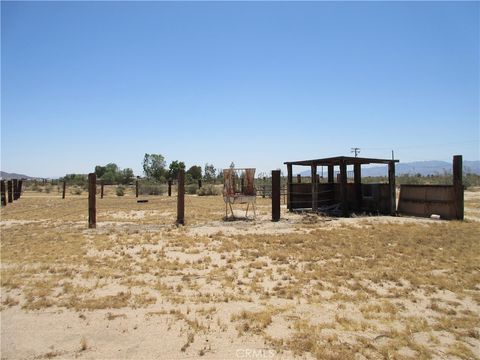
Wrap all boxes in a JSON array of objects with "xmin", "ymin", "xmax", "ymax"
[{"xmin": 351, "ymin": 147, "xmax": 360, "ymax": 157}]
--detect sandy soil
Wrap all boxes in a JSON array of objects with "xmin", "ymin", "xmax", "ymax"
[{"xmin": 1, "ymin": 188, "xmax": 479, "ymax": 359}]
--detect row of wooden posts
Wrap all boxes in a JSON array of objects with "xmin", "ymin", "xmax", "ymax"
[
  {"xmin": 87, "ymin": 170, "xmax": 282, "ymax": 228},
  {"xmin": 0, "ymin": 179, "xmax": 23, "ymax": 207}
]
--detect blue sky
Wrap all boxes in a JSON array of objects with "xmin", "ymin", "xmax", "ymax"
[{"xmin": 1, "ymin": 1, "xmax": 479, "ymax": 177}]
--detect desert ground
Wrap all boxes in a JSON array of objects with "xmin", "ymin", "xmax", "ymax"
[{"xmin": 1, "ymin": 185, "xmax": 479, "ymax": 360}]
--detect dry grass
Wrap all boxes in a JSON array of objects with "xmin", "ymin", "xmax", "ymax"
[{"xmin": 1, "ymin": 188, "xmax": 479, "ymax": 359}]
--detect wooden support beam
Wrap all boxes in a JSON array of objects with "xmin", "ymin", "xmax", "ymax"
[
  {"xmin": 388, "ymin": 161, "xmax": 396, "ymax": 215},
  {"xmin": 354, "ymin": 163, "xmax": 362, "ymax": 211},
  {"xmin": 287, "ymin": 164, "xmax": 293, "ymax": 211},
  {"xmin": 18, "ymin": 180, "xmax": 23, "ymax": 199},
  {"xmin": 88, "ymin": 173, "xmax": 96, "ymax": 229},
  {"xmin": 13, "ymin": 179, "xmax": 18, "ymax": 200},
  {"xmin": 62, "ymin": 181, "xmax": 66, "ymax": 199},
  {"xmin": 7, "ymin": 180, "xmax": 13, "ymax": 203},
  {"xmin": 1, "ymin": 180, "xmax": 6, "ymax": 206},
  {"xmin": 272, "ymin": 170, "xmax": 281, "ymax": 222},
  {"xmin": 453, "ymin": 155, "xmax": 464, "ymax": 220},
  {"xmin": 339, "ymin": 161, "xmax": 348, "ymax": 216},
  {"xmin": 311, "ymin": 165, "xmax": 318, "ymax": 211},
  {"xmin": 176, "ymin": 170, "xmax": 185, "ymax": 225},
  {"xmin": 328, "ymin": 165, "xmax": 334, "ymax": 183},
  {"xmin": 297, "ymin": 174, "xmax": 301, "ymax": 184}
]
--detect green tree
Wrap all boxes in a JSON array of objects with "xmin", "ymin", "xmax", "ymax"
[
  {"xmin": 168, "ymin": 160, "xmax": 186, "ymax": 180},
  {"xmin": 186, "ymin": 165, "xmax": 202, "ymax": 181},
  {"xmin": 118, "ymin": 168, "xmax": 135, "ymax": 184},
  {"xmin": 143, "ymin": 154, "xmax": 167, "ymax": 181},
  {"xmin": 94, "ymin": 165, "xmax": 106, "ymax": 178},
  {"xmin": 204, "ymin": 163, "xmax": 216, "ymax": 182}
]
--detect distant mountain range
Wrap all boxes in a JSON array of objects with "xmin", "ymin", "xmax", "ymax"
[
  {"xmin": 0, "ymin": 171, "xmax": 36, "ymax": 180},
  {"xmin": 298, "ymin": 160, "xmax": 480, "ymax": 177}
]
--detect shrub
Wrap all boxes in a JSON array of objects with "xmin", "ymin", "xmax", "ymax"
[
  {"xmin": 197, "ymin": 184, "xmax": 220, "ymax": 196},
  {"xmin": 70, "ymin": 187, "xmax": 82, "ymax": 195},
  {"xmin": 44, "ymin": 185, "xmax": 52, "ymax": 194},
  {"xmin": 138, "ymin": 181, "xmax": 166, "ymax": 195},
  {"xmin": 186, "ymin": 184, "xmax": 198, "ymax": 195},
  {"xmin": 116, "ymin": 186, "xmax": 125, "ymax": 197}
]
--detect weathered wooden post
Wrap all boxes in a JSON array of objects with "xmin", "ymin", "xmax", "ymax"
[
  {"xmin": 135, "ymin": 180, "xmax": 139, "ymax": 198},
  {"xmin": 311, "ymin": 165, "xmax": 318, "ymax": 211},
  {"xmin": 354, "ymin": 163, "xmax": 362, "ymax": 211},
  {"xmin": 62, "ymin": 181, "xmax": 66, "ymax": 199},
  {"xmin": 18, "ymin": 180, "xmax": 23, "ymax": 199},
  {"xmin": 272, "ymin": 170, "xmax": 281, "ymax": 222},
  {"xmin": 7, "ymin": 180, "xmax": 13, "ymax": 203},
  {"xmin": 262, "ymin": 177, "xmax": 266, "ymax": 198},
  {"xmin": 453, "ymin": 155, "xmax": 464, "ymax": 220},
  {"xmin": 13, "ymin": 179, "xmax": 18, "ymax": 200},
  {"xmin": 1, "ymin": 180, "xmax": 6, "ymax": 206},
  {"xmin": 176, "ymin": 170, "xmax": 185, "ymax": 225},
  {"xmin": 100, "ymin": 181, "xmax": 104, "ymax": 199},
  {"xmin": 198, "ymin": 179, "xmax": 202, "ymax": 189},
  {"xmin": 286, "ymin": 164, "xmax": 292, "ymax": 210},
  {"xmin": 297, "ymin": 174, "xmax": 301, "ymax": 184},
  {"xmin": 88, "ymin": 173, "xmax": 96, "ymax": 229},
  {"xmin": 328, "ymin": 165, "xmax": 334, "ymax": 183},
  {"xmin": 339, "ymin": 161, "xmax": 348, "ymax": 216},
  {"xmin": 168, "ymin": 179, "xmax": 172, "ymax": 197},
  {"xmin": 388, "ymin": 161, "xmax": 396, "ymax": 216}
]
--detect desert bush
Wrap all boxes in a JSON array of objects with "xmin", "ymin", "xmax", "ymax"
[
  {"xmin": 186, "ymin": 184, "xmax": 198, "ymax": 195},
  {"xmin": 32, "ymin": 183, "xmax": 43, "ymax": 192},
  {"xmin": 116, "ymin": 186, "xmax": 125, "ymax": 197},
  {"xmin": 197, "ymin": 184, "xmax": 220, "ymax": 196},
  {"xmin": 70, "ymin": 187, "xmax": 82, "ymax": 195},
  {"xmin": 138, "ymin": 181, "xmax": 166, "ymax": 195},
  {"xmin": 44, "ymin": 185, "xmax": 52, "ymax": 194}
]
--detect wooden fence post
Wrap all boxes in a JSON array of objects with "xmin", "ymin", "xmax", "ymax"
[
  {"xmin": 62, "ymin": 181, "xmax": 66, "ymax": 199},
  {"xmin": 168, "ymin": 179, "xmax": 172, "ymax": 197},
  {"xmin": 7, "ymin": 180, "xmax": 13, "ymax": 203},
  {"xmin": 339, "ymin": 161, "xmax": 348, "ymax": 216},
  {"xmin": 18, "ymin": 180, "xmax": 23, "ymax": 199},
  {"xmin": 135, "ymin": 180, "xmax": 139, "ymax": 198},
  {"xmin": 388, "ymin": 161, "xmax": 396, "ymax": 216},
  {"xmin": 13, "ymin": 179, "xmax": 18, "ymax": 200},
  {"xmin": 297, "ymin": 174, "xmax": 301, "ymax": 184},
  {"xmin": 88, "ymin": 173, "xmax": 96, "ymax": 229},
  {"xmin": 100, "ymin": 181, "xmax": 104, "ymax": 199},
  {"xmin": 272, "ymin": 170, "xmax": 281, "ymax": 222},
  {"xmin": 198, "ymin": 179, "xmax": 202, "ymax": 189},
  {"xmin": 262, "ymin": 177, "xmax": 266, "ymax": 198},
  {"xmin": 176, "ymin": 170, "xmax": 185, "ymax": 225},
  {"xmin": 453, "ymin": 155, "xmax": 464, "ymax": 220},
  {"xmin": 1, "ymin": 180, "xmax": 6, "ymax": 206},
  {"xmin": 287, "ymin": 164, "xmax": 292, "ymax": 210}
]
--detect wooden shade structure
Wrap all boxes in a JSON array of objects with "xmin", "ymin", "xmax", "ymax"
[{"xmin": 284, "ymin": 156, "xmax": 399, "ymax": 216}]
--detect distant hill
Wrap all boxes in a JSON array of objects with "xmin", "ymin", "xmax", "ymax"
[
  {"xmin": 363, "ymin": 160, "xmax": 480, "ymax": 177},
  {"xmin": 0, "ymin": 171, "xmax": 36, "ymax": 180},
  {"xmin": 298, "ymin": 160, "xmax": 480, "ymax": 177}
]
